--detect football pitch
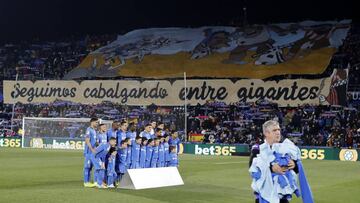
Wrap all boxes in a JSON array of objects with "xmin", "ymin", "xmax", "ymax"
[{"xmin": 0, "ymin": 148, "xmax": 359, "ymax": 203}]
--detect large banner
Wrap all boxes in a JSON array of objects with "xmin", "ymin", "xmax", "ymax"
[
  {"xmin": 64, "ymin": 21, "xmax": 350, "ymax": 79},
  {"xmin": 3, "ymin": 69, "xmax": 348, "ymax": 106}
]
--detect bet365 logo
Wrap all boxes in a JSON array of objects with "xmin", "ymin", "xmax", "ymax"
[
  {"xmin": 0, "ymin": 138, "xmax": 21, "ymax": 148},
  {"xmin": 300, "ymin": 149, "xmax": 325, "ymax": 160},
  {"xmin": 195, "ymin": 145, "xmax": 236, "ymax": 156}
]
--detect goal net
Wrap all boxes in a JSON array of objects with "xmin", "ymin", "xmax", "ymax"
[{"xmin": 22, "ymin": 117, "xmax": 112, "ymax": 150}]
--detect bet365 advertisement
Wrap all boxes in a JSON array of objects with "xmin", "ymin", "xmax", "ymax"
[{"xmin": 183, "ymin": 143, "xmax": 360, "ymax": 161}]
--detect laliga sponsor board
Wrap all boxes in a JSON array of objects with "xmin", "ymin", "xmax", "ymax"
[
  {"xmin": 183, "ymin": 143, "xmax": 360, "ymax": 161},
  {"xmin": 298, "ymin": 147, "xmax": 359, "ymax": 161},
  {"xmin": 0, "ymin": 137, "xmax": 22, "ymax": 148},
  {"xmin": 300, "ymin": 148, "xmax": 326, "ymax": 160},
  {"xmin": 195, "ymin": 145, "xmax": 236, "ymax": 156},
  {"xmin": 339, "ymin": 149, "xmax": 358, "ymax": 162},
  {"xmin": 24, "ymin": 137, "xmax": 85, "ymax": 150},
  {"xmin": 184, "ymin": 143, "xmax": 249, "ymax": 156},
  {"xmin": 4, "ymin": 137, "xmax": 359, "ymax": 162}
]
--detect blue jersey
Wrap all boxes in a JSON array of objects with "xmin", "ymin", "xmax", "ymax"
[
  {"xmin": 84, "ymin": 127, "xmax": 97, "ymax": 155},
  {"xmin": 163, "ymin": 142, "xmax": 170, "ymax": 162},
  {"xmin": 126, "ymin": 131, "xmax": 137, "ymax": 142},
  {"xmin": 169, "ymin": 137, "xmax": 181, "ymax": 153},
  {"xmin": 118, "ymin": 147, "xmax": 127, "ymax": 173},
  {"xmin": 106, "ymin": 128, "xmax": 117, "ymax": 142},
  {"xmin": 150, "ymin": 130, "xmax": 155, "ymax": 139},
  {"xmin": 97, "ymin": 132, "xmax": 107, "ymax": 145},
  {"xmin": 151, "ymin": 146, "xmax": 159, "ymax": 167},
  {"xmin": 158, "ymin": 143, "xmax": 165, "ymax": 163},
  {"xmin": 168, "ymin": 152, "xmax": 178, "ymax": 167},
  {"xmin": 107, "ymin": 155, "xmax": 117, "ymax": 176},
  {"xmin": 140, "ymin": 131, "xmax": 151, "ymax": 139},
  {"xmin": 117, "ymin": 130, "xmax": 128, "ymax": 144},
  {"xmin": 139, "ymin": 146, "xmax": 147, "ymax": 168},
  {"xmin": 145, "ymin": 145, "xmax": 154, "ymax": 167},
  {"xmin": 94, "ymin": 143, "xmax": 111, "ymax": 161},
  {"xmin": 131, "ymin": 143, "xmax": 141, "ymax": 164},
  {"xmin": 126, "ymin": 145, "xmax": 132, "ymax": 166}
]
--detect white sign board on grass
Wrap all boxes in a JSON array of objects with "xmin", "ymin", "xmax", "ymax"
[{"xmin": 118, "ymin": 167, "xmax": 184, "ymax": 190}]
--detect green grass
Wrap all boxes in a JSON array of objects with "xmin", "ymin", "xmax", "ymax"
[{"xmin": 0, "ymin": 148, "xmax": 360, "ymax": 203}]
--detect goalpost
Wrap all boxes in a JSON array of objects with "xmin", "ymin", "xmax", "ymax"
[{"xmin": 22, "ymin": 117, "xmax": 112, "ymax": 150}]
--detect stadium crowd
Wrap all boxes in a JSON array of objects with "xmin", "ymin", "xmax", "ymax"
[
  {"xmin": 0, "ymin": 34, "xmax": 116, "ymax": 81},
  {"xmin": 1, "ymin": 24, "xmax": 360, "ymax": 149},
  {"xmin": 343, "ymin": 25, "xmax": 360, "ymax": 91},
  {"xmin": 1, "ymin": 99, "xmax": 360, "ymax": 148}
]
